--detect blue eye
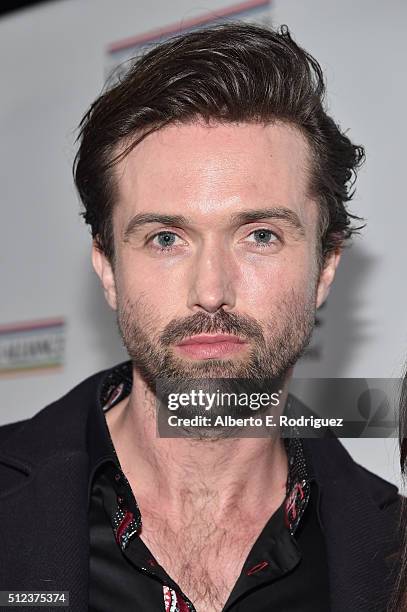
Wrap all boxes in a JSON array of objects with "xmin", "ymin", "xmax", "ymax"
[
  {"xmin": 153, "ymin": 231, "xmax": 178, "ymax": 249},
  {"xmin": 249, "ymin": 229, "xmax": 277, "ymax": 246}
]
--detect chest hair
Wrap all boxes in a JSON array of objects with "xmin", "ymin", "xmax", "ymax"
[{"xmin": 140, "ymin": 507, "xmax": 267, "ymax": 612}]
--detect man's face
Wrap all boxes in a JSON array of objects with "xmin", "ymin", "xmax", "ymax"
[{"xmin": 94, "ymin": 121, "xmax": 339, "ymax": 388}]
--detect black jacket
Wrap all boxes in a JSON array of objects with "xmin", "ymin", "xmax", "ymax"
[{"xmin": 0, "ymin": 367, "xmax": 401, "ymax": 612}]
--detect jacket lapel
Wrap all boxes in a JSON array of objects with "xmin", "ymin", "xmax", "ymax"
[
  {"xmin": 0, "ymin": 371, "xmax": 105, "ymax": 610},
  {"xmin": 0, "ymin": 451, "xmax": 89, "ymax": 610}
]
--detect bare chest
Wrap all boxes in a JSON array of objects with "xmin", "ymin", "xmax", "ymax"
[{"xmin": 140, "ymin": 515, "xmax": 262, "ymax": 612}]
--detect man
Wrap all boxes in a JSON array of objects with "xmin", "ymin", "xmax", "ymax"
[{"xmin": 0, "ymin": 23, "xmax": 401, "ymax": 612}]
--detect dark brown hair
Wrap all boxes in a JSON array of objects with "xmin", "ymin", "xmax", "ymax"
[{"xmin": 73, "ymin": 22, "xmax": 365, "ymax": 264}]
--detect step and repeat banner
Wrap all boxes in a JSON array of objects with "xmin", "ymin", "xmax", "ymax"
[{"xmin": 0, "ymin": 0, "xmax": 406, "ymax": 486}]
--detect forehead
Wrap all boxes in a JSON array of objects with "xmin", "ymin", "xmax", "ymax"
[{"xmin": 113, "ymin": 121, "xmax": 316, "ymax": 227}]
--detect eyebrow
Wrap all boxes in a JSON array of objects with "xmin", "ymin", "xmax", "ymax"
[
  {"xmin": 123, "ymin": 207, "xmax": 305, "ymax": 240},
  {"xmin": 230, "ymin": 208, "xmax": 305, "ymax": 235},
  {"xmin": 123, "ymin": 213, "xmax": 190, "ymax": 240}
]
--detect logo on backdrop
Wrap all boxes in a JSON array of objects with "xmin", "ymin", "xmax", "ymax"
[{"xmin": 0, "ymin": 318, "xmax": 66, "ymax": 376}]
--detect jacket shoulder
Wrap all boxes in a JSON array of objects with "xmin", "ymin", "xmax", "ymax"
[
  {"xmin": 302, "ymin": 436, "xmax": 401, "ymax": 509},
  {"xmin": 0, "ymin": 363, "xmax": 129, "ymax": 459},
  {"xmin": 355, "ymin": 462, "xmax": 401, "ymax": 508},
  {"xmin": 0, "ymin": 420, "xmax": 29, "ymax": 447}
]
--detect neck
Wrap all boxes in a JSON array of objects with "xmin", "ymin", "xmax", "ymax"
[{"xmin": 106, "ymin": 369, "xmax": 289, "ymax": 520}]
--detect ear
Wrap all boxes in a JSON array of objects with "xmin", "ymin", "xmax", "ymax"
[
  {"xmin": 92, "ymin": 241, "xmax": 117, "ymax": 310},
  {"xmin": 316, "ymin": 248, "xmax": 341, "ymax": 309}
]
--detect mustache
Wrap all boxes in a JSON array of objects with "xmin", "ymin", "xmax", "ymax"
[{"xmin": 160, "ymin": 309, "xmax": 265, "ymax": 346}]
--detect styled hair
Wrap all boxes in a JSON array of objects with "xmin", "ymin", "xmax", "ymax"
[{"xmin": 73, "ymin": 22, "xmax": 365, "ymax": 265}]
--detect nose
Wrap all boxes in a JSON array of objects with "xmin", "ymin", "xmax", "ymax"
[{"xmin": 187, "ymin": 241, "xmax": 236, "ymax": 314}]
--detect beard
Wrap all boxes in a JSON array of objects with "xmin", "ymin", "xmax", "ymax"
[
  {"xmin": 117, "ymin": 292, "xmax": 317, "ymax": 383},
  {"xmin": 116, "ymin": 289, "xmax": 316, "ymax": 419}
]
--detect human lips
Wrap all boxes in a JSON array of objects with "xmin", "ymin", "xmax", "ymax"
[{"xmin": 175, "ymin": 334, "xmax": 247, "ymax": 359}]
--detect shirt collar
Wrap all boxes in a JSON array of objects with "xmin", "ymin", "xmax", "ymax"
[{"xmin": 86, "ymin": 361, "xmax": 132, "ymax": 498}]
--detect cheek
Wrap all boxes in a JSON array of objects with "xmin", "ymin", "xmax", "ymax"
[
  {"xmin": 238, "ymin": 250, "xmax": 318, "ymax": 311},
  {"xmin": 116, "ymin": 254, "xmax": 188, "ymax": 317}
]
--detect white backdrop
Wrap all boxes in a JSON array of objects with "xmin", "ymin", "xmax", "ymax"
[{"xmin": 0, "ymin": 0, "xmax": 406, "ymax": 487}]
